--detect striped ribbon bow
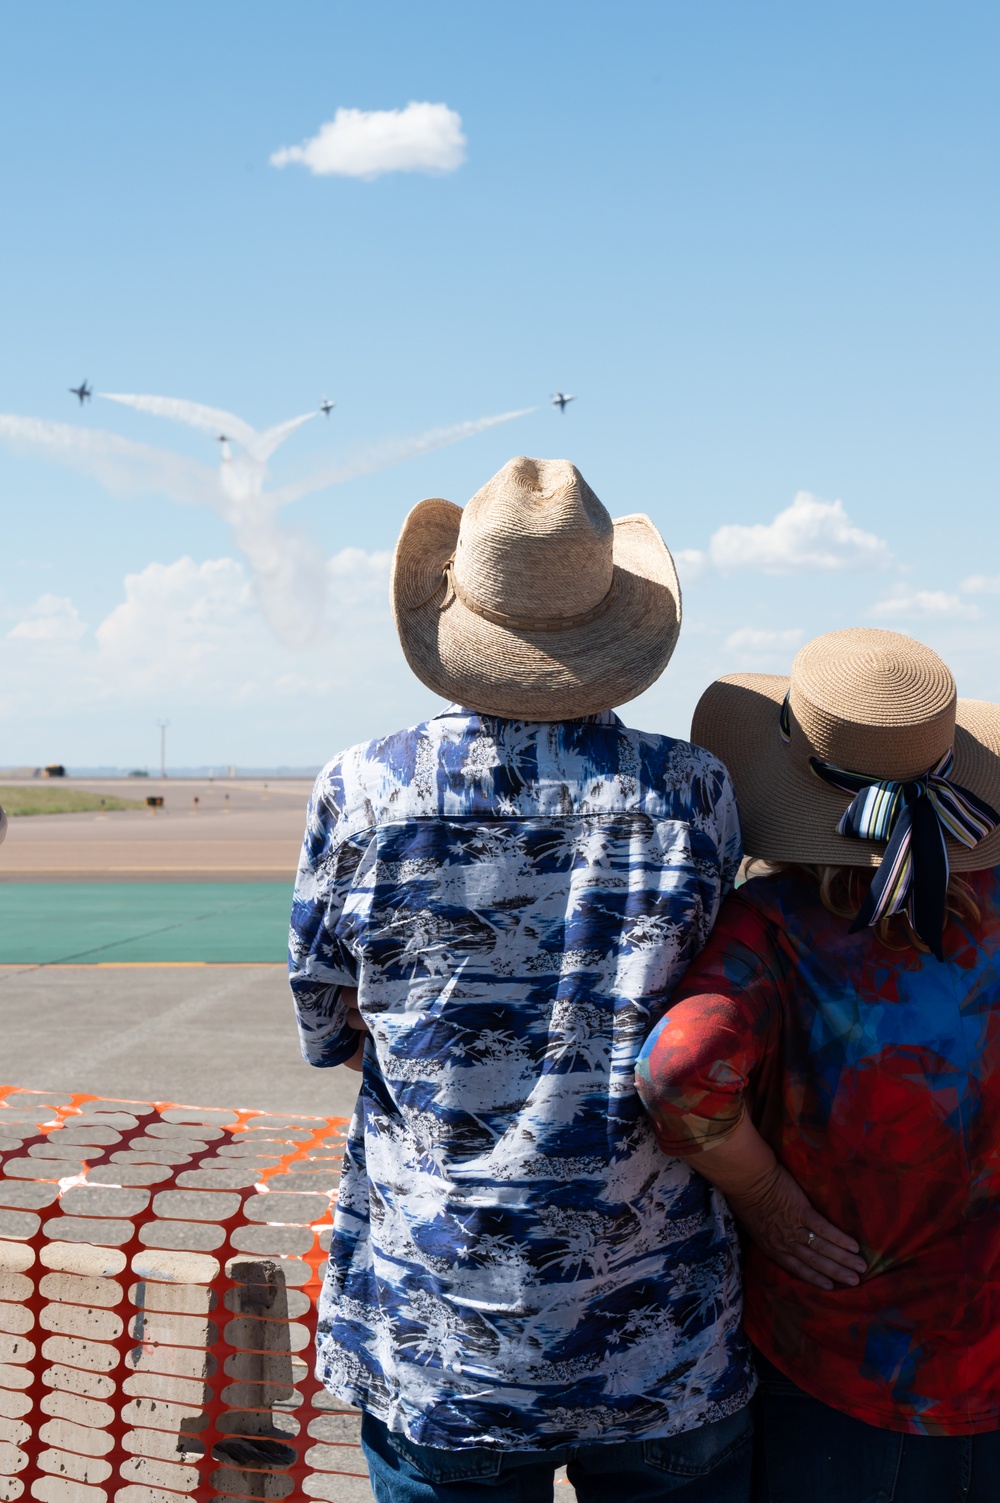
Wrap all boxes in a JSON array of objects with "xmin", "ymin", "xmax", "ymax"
[{"xmin": 808, "ymin": 748, "xmax": 999, "ymax": 959}]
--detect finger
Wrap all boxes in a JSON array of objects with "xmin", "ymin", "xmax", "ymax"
[
  {"xmin": 800, "ymin": 1233, "xmax": 866, "ymax": 1276},
  {"xmin": 803, "ymin": 1211, "xmax": 861, "ymax": 1256},
  {"xmin": 773, "ymin": 1252, "xmax": 834, "ymax": 1292},
  {"xmin": 796, "ymin": 1245, "xmax": 860, "ymax": 1286}
]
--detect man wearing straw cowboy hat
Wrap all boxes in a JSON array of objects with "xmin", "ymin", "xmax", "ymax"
[{"xmin": 289, "ymin": 457, "xmax": 755, "ymax": 1501}]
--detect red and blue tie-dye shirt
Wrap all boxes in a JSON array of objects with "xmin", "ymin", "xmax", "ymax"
[{"xmin": 636, "ymin": 866, "xmax": 1000, "ymax": 1437}]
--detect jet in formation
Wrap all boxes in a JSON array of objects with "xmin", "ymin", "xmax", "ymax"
[
  {"xmin": 69, "ymin": 380, "xmax": 92, "ymax": 405},
  {"xmin": 320, "ymin": 397, "xmax": 336, "ymax": 417},
  {"xmin": 551, "ymin": 390, "xmax": 575, "ymax": 412}
]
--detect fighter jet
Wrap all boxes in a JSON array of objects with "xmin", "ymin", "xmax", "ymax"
[
  {"xmin": 320, "ymin": 397, "xmax": 336, "ymax": 417},
  {"xmin": 69, "ymin": 380, "xmax": 92, "ymax": 405},
  {"xmin": 551, "ymin": 390, "xmax": 575, "ymax": 413}
]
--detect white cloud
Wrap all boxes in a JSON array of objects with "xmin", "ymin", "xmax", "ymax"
[
  {"xmin": 961, "ymin": 574, "xmax": 1000, "ymax": 595},
  {"xmin": 95, "ymin": 557, "xmax": 253, "ymax": 665},
  {"xmin": 2, "ymin": 550, "xmax": 401, "ymax": 713},
  {"xmin": 723, "ymin": 627, "xmax": 805, "ymax": 652},
  {"xmin": 8, "ymin": 593, "xmax": 87, "ymax": 642},
  {"xmin": 706, "ymin": 492, "xmax": 892, "ymax": 575},
  {"xmin": 673, "ymin": 547, "xmax": 707, "ymax": 581},
  {"xmin": 1, "ymin": 550, "xmax": 438, "ymax": 765},
  {"xmin": 869, "ymin": 587, "xmax": 982, "ymax": 621},
  {"xmin": 270, "ymin": 102, "xmax": 467, "ymax": 179},
  {"xmin": 90, "ymin": 550, "xmax": 393, "ymax": 685},
  {"xmin": 327, "ymin": 546, "xmax": 393, "ymax": 595}
]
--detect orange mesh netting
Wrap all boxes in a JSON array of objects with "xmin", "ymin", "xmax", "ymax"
[{"xmin": 0, "ymin": 1085, "xmax": 364, "ymax": 1501}]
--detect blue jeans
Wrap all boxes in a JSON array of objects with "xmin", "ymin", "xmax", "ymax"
[
  {"xmin": 361, "ymin": 1406, "xmax": 753, "ymax": 1503},
  {"xmin": 753, "ymin": 1351, "xmax": 1000, "ymax": 1502}
]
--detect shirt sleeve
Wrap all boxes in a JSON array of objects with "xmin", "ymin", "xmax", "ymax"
[
  {"xmin": 288, "ymin": 763, "xmax": 374, "ymax": 1068},
  {"xmin": 635, "ymin": 892, "xmax": 784, "ymax": 1153},
  {"xmin": 713, "ymin": 765, "xmax": 743, "ymax": 901}
]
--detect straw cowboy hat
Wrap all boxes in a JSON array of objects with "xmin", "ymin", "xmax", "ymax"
[
  {"xmin": 391, "ymin": 456, "xmax": 681, "ymax": 720},
  {"xmin": 692, "ymin": 627, "xmax": 1000, "ymax": 872}
]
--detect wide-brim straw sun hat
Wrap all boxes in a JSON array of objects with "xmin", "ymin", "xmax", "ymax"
[
  {"xmin": 692, "ymin": 627, "xmax": 1000, "ymax": 871},
  {"xmin": 392, "ymin": 456, "xmax": 681, "ymax": 721}
]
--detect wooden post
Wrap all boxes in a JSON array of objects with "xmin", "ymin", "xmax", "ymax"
[{"xmin": 206, "ymin": 1259, "xmax": 298, "ymax": 1499}]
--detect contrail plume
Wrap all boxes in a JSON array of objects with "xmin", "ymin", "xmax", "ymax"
[
  {"xmin": 100, "ymin": 392, "xmax": 258, "ymax": 448},
  {"xmin": 0, "ymin": 414, "xmax": 217, "ymax": 508},
  {"xmin": 273, "ymin": 407, "xmax": 538, "ymax": 506},
  {"xmin": 251, "ymin": 411, "xmax": 318, "ymax": 464},
  {"xmin": 0, "ymin": 400, "xmax": 534, "ymax": 647},
  {"xmin": 100, "ymin": 392, "xmax": 318, "ymax": 464}
]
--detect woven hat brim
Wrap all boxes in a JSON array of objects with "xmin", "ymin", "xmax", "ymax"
[
  {"xmin": 692, "ymin": 674, "xmax": 1000, "ymax": 871},
  {"xmin": 392, "ymin": 498, "xmax": 681, "ymax": 721}
]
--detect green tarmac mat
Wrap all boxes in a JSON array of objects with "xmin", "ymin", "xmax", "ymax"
[{"xmin": 0, "ymin": 884, "xmax": 291, "ymax": 965}]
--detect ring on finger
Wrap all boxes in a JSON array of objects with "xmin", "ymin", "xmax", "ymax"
[{"xmin": 805, "ymin": 1231, "xmax": 816, "ymax": 1246}]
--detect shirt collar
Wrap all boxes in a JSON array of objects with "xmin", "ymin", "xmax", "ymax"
[{"xmin": 433, "ymin": 703, "xmax": 623, "ymax": 727}]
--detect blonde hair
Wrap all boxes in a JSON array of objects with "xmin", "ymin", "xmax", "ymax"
[{"xmin": 755, "ymin": 861, "xmax": 981, "ymax": 954}]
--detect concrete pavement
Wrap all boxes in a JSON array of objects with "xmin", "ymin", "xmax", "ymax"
[
  {"xmin": 0, "ymin": 962, "xmax": 361, "ymax": 1118},
  {"xmin": 0, "ymin": 963, "xmax": 578, "ymax": 1500}
]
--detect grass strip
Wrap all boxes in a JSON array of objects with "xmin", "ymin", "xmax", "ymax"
[{"xmin": 0, "ymin": 786, "xmax": 146, "ymax": 816}]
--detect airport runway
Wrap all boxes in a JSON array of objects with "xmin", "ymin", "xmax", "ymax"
[
  {"xmin": 0, "ymin": 775, "xmax": 311, "ymax": 881},
  {"xmin": 0, "ymin": 777, "xmax": 353, "ymax": 1110}
]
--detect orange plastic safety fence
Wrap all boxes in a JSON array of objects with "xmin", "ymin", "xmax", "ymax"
[{"xmin": 0, "ymin": 1085, "xmax": 366, "ymax": 1502}]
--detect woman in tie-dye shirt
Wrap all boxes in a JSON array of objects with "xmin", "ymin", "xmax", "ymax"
[{"xmin": 638, "ymin": 631, "xmax": 1000, "ymax": 1503}]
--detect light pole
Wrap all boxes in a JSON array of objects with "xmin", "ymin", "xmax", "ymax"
[{"xmin": 157, "ymin": 719, "xmax": 170, "ymax": 780}]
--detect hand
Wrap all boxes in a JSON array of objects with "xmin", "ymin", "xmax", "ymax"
[
  {"xmin": 341, "ymin": 986, "xmax": 368, "ymax": 1073},
  {"xmin": 342, "ymin": 986, "xmax": 368, "ymax": 1036},
  {"xmin": 726, "ymin": 1160, "xmax": 867, "ymax": 1292}
]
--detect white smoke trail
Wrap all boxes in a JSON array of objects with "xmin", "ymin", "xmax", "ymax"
[
  {"xmin": 100, "ymin": 392, "xmax": 318, "ymax": 464},
  {"xmin": 96, "ymin": 394, "xmax": 328, "ymax": 643},
  {"xmin": 272, "ymin": 407, "xmax": 538, "ymax": 506},
  {"xmin": 0, "ymin": 414, "xmax": 217, "ymax": 508},
  {"xmin": 100, "ymin": 393, "xmax": 259, "ymax": 449},
  {"xmin": 250, "ymin": 412, "xmax": 319, "ymax": 464},
  {"xmin": 212, "ymin": 444, "xmax": 327, "ymax": 648},
  {"xmin": 0, "ymin": 400, "xmax": 534, "ymax": 647}
]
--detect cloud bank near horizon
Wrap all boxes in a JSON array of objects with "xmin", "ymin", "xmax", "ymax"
[
  {"xmin": 7, "ymin": 460, "xmax": 995, "ymax": 764},
  {"xmin": 6, "ymin": 531, "xmax": 999, "ymax": 764},
  {"xmin": 3, "ymin": 549, "xmax": 394, "ymax": 701},
  {"xmin": 270, "ymin": 102, "xmax": 467, "ymax": 179}
]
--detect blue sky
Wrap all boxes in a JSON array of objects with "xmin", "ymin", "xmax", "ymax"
[{"xmin": 2, "ymin": 1, "xmax": 998, "ymax": 769}]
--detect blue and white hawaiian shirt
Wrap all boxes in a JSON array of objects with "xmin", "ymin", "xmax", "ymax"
[{"xmin": 289, "ymin": 706, "xmax": 751, "ymax": 1450}]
